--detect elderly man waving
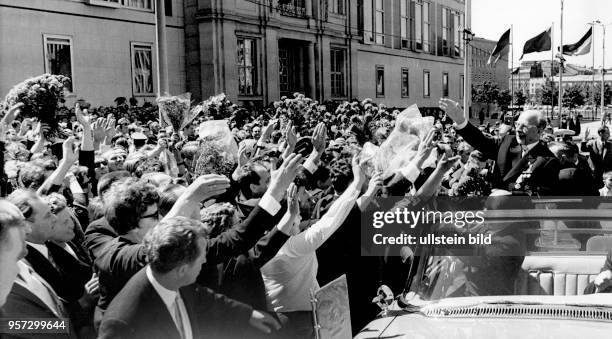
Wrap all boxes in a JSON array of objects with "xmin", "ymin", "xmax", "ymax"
[{"xmin": 439, "ymin": 98, "xmax": 560, "ymax": 196}]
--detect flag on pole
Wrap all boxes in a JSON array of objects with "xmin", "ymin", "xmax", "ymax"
[
  {"xmin": 487, "ymin": 28, "xmax": 511, "ymax": 65},
  {"xmin": 562, "ymin": 27, "xmax": 592, "ymax": 56},
  {"xmin": 520, "ymin": 27, "xmax": 552, "ymax": 59}
]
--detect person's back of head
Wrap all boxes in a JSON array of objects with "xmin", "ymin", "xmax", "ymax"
[
  {"xmin": 104, "ymin": 179, "xmax": 159, "ymax": 235},
  {"xmin": 97, "ymin": 170, "xmax": 131, "ymax": 201},
  {"xmin": 200, "ymin": 203, "xmax": 238, "ymax": 239},
  {"xmin": 18, "ymin": 162, "xmax": 46, "ymax": 190},
  {"xmin": 143, "ymin": 217, "xmax": 209, "ymax": 285}
]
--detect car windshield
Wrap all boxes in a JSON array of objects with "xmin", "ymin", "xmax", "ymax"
[{"xmin": 404, "ymin": 197, "xmax": 612, "ymax": 302}]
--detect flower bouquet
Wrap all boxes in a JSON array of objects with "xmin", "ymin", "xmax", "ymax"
[
  {"xmin": 157, "ymin": 93, "xmax": 191, "ymax": 133},
  {"xmin": 3, "ymin": 74, "xmax": 71, "ymax": 138}
]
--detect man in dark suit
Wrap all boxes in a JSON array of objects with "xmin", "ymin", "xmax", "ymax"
[
  {"xmin": 581, "ymin": 125, "xmax": 612, "ymax": 181},
  {"xmin": 550, "ymin": 141, "xmax": 599, "ymax": 196},
  {"xmin": 440, "ymin": 98, "xmax": 560, "ymax": 195},
  {"xmin": 99, "ymin": 217, "xmax": 280, "ymax": 339}
]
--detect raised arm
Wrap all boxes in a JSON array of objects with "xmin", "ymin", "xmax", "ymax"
[{"xmin": 280, "ymin": 155, "xmax": 366, "ymax": 257}]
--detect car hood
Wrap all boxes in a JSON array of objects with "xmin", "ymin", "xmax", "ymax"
[{"xmin": 355, "ymin": 294, "xmax": 612, "ymax": 339}]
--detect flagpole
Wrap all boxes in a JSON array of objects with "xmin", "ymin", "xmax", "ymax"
[
  {"xmin": 558, "ymin": 0, "xmax": 564, "ymax": 126},
  {"xmin": 551, "ymin": 22, "xmax": 554, "ymax": 119},
  {"xmin": 464, "ymin": 0, "xmax": 471, "ymax": 122},
  {"xmin": 593, "ymin": 22, "xmax": 596, "ymax": 120},
  {"xmin": 511, "ymin": 25, "xmax": 514, "ymax": 111}
]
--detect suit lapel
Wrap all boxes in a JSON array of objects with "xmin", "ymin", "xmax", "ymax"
[
  {"xmin": 603, "ymin": 141, "xmax": 609, "ymax": 161},
  {"xmin": 10, "ymin": 282, "xmax": 59, "ymax": 318},
  {"xmin": 142, "ymin": 276, "xmax": 183, "ymax": 339}
]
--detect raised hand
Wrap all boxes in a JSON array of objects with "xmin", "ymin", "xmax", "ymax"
[
  {"xmin": 366, "ymin": 170, "xmax": 384, "ymax": 195},
  {"xmin": 311, "ymin": 122, "xmax": 327, "ymax": 154},
  {"xmin": 74, "ymin": 103, "xmax": 90, "ymax": 128},
  {"xmin": 286, "ymin": 183, "xmax": 300, "ymax": 217},
  {"xmin": 249, "ymin": 310, "xmax": 281, "ymax": 334},
  {"xmin": 268, "ymin": 153, "xmax": 303, "ymax": 201},
  {"xmin": 105, "ymin": 117, "xmax": 116, "ymax": 141},
  {"xmin": 0, "ymin": 103, "xmax": 24, "ymax": 141},
  {"xmin": 259, "ymin": 119, "xmax": 276, "ymax": 143},
  {"xmin": 62, "ymin": 136, "xmax": 79, "ymax": 164},
  {"xmin": 183, "ymin": 174, "xmax": 231, "ymax": 203},
  {"xmin": 438, "ymin": 98, "xmax": 465, "ymax": 125},
  {"xmin": 414, "ymin": 128, "xmax": 437, "ymax": 169},
  {"xmin": 436, "ymin": 154, "xmax": 461, "ymax": 173},
  {"xmin": 92, "ymin": 118, "xmax": 107, "ymax": 143}
]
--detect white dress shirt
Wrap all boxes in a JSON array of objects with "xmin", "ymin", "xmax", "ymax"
[
  {"xmin": 261, "ymin": 184, "xmax": 360, "ymax": 312},
  {"xmin": 27, "ymin": 242, "xmax": 49, "ymax": 260},
  {"xmin": 146, "ymin": 266, "xmax": 193, "ymax": 339}
]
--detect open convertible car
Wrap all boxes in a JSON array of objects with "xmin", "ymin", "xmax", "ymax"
[{"xmin": 356, "ymin": 197, "xmax": 612, "ymax": 339}]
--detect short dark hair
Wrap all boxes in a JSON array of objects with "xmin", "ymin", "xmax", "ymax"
[
  {"xmin": 104, "ymin": 180, "xmax": 159, "ymax": 235},
  {"xmin": 234, "ymin": 162, "xmax": 264, "ymax": 199},
  {"xmin": 144, "ymin": 217, "xmax": 209, "ymax": 274},
  {"xmin": 330, "ymin": 159, "xmax": 353, "ymax": 194},
  {"xmin": 158, "ymin": 184, "xmax": 186, "ymax": 217},
  {"xmin": 134, "ymin": 158, "xmax": 165, "ymax": 178},
  {"xmin": 97, "ymin": 171, "xmax": 131, "ymax": 198}
]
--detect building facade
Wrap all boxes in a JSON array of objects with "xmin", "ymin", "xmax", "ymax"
[
  {"xmin": 1, "ymin": 0, "xmax": 468, "ymax": 109},
  {"xmin": 470, "ymin": 37, "xmax": 508, "ymax": 90},
  {"xmin": 191, "ymin": 0, "xmax": 467, "ymax": 109},
  {"xmin": 0, "ymin": 0, "xmax": 186, "ymax": 106}
]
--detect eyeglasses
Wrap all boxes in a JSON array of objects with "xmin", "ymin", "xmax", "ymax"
[{"xmin": 140, "ymin": 211, "xmax": 159, "ymax": 220}]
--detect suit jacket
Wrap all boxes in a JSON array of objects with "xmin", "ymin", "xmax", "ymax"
[
  {"xmin": 558, "ymin": 162, "xmax": 599, "ymax": 196},
  {"xmin": 84, "ymin": 217, "xmax": 117, "ymax": 262},
  {"xmin": 581, "ymin": 139, "xmax": 612, "ymax": 180},
  {"xmin": 2, "ymin": 278, "xmax": 77, "ymax": 339},
  {"xmin": 96, "ymin": 205, "xmax": 279, "ymax": 313},
  {"xmin": 458, "ymin": 122, "xmax": 560, "ymax": 195},
  {"xmin": 98, "ymin": 269, "xmax": 253, "ymax": 339}
]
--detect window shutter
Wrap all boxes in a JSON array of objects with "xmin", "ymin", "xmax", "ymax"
[
  {"xmin": 436, "ymin": 4, "xmax": 442, "ymax": 56},
  {"xmin": 410, "ymin": 1, "xmax": 415, "ymax": 50},
  {"xmin": 449, "ymin": 10, "xmax": 454, "ymax": 57},
  {"xmin": 364, "ymin": 0, "xmax": 373, "ymax": 44}
]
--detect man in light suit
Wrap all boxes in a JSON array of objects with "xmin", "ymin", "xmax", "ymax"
[
  {"xmin": 99, "ymin": 217, "xmax": 281, "ymax": 339},
  {"xmin": 0, "ymin": 200, "xmax": 29, "ymax": 308},
  {"xmin": 581, "ymin": 125, "xmax": 612, "ymax": 182}
]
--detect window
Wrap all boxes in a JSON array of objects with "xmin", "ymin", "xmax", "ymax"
[
  {"xmin": 130, "ymin": 43, "xmax": 154, "ymax": 95},
  {"xmin": 330, "ymin": 0, "xmax": 344, "ymax": 15},
  {"xmin": 237, "ymin": 38, "xmax": 258, "ymax": 96},
  {"xmin": 413, "ymin": 1, "xmax": 431, "ymax": 52},
  {"xmin": 279, "ymin": 0, "xmax": 306, "ymax": 18},
  {"xmin": 400, "ymin": 0, "xmax": 410, "ymax": 48},
  {"xmin": 443, "ymin": 72, "xmax": 449, "ymax": 97},
  {"xmin": 374, "ymin": 0, "xmax": 384, "ymax": 44},
  {"xmin": 122, "ymin": 0, "xmax": 152, "ymax": 9},
  {"xmin": 423, "ymin": 1, "xmax": 430, "ymax": 52},
  {"xmin": 454, "ymin": 11, "xmax": 463, "ymax": 57},
  {"xmin": 43, "ymin": 35, "xmax": 73, "ymax": 92},
  {"xmin": 442, "ymin": 8, "xmax": 452, "ymax": 57},
  {"xmin": 460, "ymin": 74, "xmax": 464, "ymax": 99},
  {"xmin": 330, "ymin": 48, "xmax": 347, "ymax": 97},
  {"xmin": 376, "ymin": 66, "xmax": 385, "ymax": 97},
  {"xmin": 401, "ymin": 68, "xmax": 409, "ymax": 97},
  {"xmin": 165, "ymin": 0, "xmax": 172, "ymax": 16},
  {"xmin": 423, "ymin": 70, "xmax": 430, "ymax": 97}
]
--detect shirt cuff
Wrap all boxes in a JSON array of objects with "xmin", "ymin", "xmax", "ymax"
[
  {"xmin": 399, "ymin": 162, "xmax": 421, "ymax": 183},
  {"xmin": 258, "ymin": 193, "xmax": 282, "ymax": 216},
  {"xmin": 454, "ymin": 119, "xmax": 469, "ymax": 130},
  {"xmin": 303, "ymin": 157, "xmax": 318, "ymax": 174}
]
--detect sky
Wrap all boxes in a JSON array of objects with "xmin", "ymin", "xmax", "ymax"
[{"xmin": 472, "ymin": 0, "xmax": 612, "ymax": 69}]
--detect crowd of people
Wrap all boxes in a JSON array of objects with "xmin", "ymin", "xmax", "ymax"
[{"xmin": 1, "ymin": 85, "xmax": 612, "ymax": 339}]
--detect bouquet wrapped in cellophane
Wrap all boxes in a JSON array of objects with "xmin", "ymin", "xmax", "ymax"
[
  {"xmin": 157, "ymin": 93, "xmax": 191, "ymax": 133},
  {"xmin": 3, "ymin": 74, "xmax": 71, "ymax": 138}
]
